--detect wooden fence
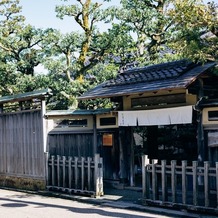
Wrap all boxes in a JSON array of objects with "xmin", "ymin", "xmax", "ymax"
[
  {"xmin": 142, "ymin": 155, "xmax": 218, "ymax": 213},
  {"xmin": 0, "ymin": 110, "xmax": 45, "ymax": 179},
  {"xmin": 46, "ymin": 154, "xmax": 103, "ymax": 197}
]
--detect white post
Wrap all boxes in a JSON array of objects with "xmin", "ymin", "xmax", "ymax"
[
  {"xmin": 142, "ymin": 155, "xmax": 149, "ymax": 198},
  {"xmin": 41, "ymin": 99, "xmax": 47, "ymax": 152},
  {"xmin": 95, "ymin": 154, "xmax": 103, "ymax": 197}
]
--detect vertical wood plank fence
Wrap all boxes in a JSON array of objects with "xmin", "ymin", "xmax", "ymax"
[
  {"xmin": 142, "ymin": 155, "xmax": 218, "ymax": 213},
  {"xmin": 0, "ymin": 110, "xmax": 45, "ymax": 179},
  {"xmin": 46, "ymin": 154, "xmax": 103, "ymax": 197}
]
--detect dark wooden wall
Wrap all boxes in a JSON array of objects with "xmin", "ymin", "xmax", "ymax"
[
  {"xmin": 0, "ymin": 110, "xmax": 45, "ymax": 178},
  {"xmin": 47, "ymin": 132, "xmax": 94, "ymax": 157}
]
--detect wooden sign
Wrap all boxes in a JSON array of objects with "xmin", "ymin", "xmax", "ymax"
[{"xmin": 103, "ymin": 134, "xmax": 113, "ymax": 146}]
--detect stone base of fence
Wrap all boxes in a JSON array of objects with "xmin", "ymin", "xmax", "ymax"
[{"xmin": 0, "ymin": 175, "xmax": 46, "ymax": 191}]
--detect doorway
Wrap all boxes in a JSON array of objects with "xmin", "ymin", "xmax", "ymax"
[{"xmin": 98, "ymin": 131, "xmax": 119, "ymax": 181}]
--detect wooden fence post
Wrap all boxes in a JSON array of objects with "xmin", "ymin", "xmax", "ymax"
[
  {"xmin": 51, "ymin": 155, "xmax": 55, "ymax": 186},
  {"xmin": 62, "ymin": 156, "xmax": 66, "ymax": 188},
  {"xmin": 57, "ymin": 155, "xmax": 60, "ymax": 187},
  {"xmin": 161, "ymin": 160, "xmax": 167, "ymax": 202},
  {"xmin": 142, "ymin": 155, "xmax": 149, "ymax": 198},
  {"xmin": 171, "ymin": 160, "xmax": 176, "ymax": 203},
  {"xmin": 152, "ymin": 159, "xmax": 158, "ymax": 200},
  {"xmin": 44, "ymin": 152, "xmax": 49, "ymax": 187},
  {"xmin": 204, "ymin": 161, "xmax": 209, "ymax": 207},
  {"xmin": 68, "ymin": 156, "xmax": 72, "ymax": 189},
  {"xmin": 182, "ymin": 160, "xmax": 187, "ymax": 204},
  {"xmin": 87, "ymin": 157, "xmax": 91, "ymax": 191},
  {"xmin": 81, "ymin": 157, "xmax": 85, "ymax": 190},
  {"xmin": 74, "ymin": 157, "xmax": 78, "ymax": 189},
  {"xmin": 193, "ymin": 161, "xmax": 198, "ymax": 206}
]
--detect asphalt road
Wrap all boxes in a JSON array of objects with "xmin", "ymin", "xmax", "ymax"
[{"xmin": 0, "ymin": 189, "xmax": 174, "ymax": 218}]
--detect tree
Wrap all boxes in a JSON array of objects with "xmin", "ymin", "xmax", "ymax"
[
  {"xmin": 116, "ymin": 0, "xmax": 174, "ymax": 62},
  {"xmin": 1, "ymin": 0, "xmax": 216, "ymax": 109},
  {"xmin": 55, "ymin": 0, "xmax": 119, "ymax": 79},
  {"xmin": 35, "ymin": 0, "xmax": 122, "ymax": 109},
  {"xmin": 167, "ymin": 0, "xmax": 218, "ymax": 62},
  {"xmin": 0, "ymin": 0, "xmax": 53, "ymax": 76},
  {"xmin": 43, "ymin": 30, "xmax": 84, "ymax": 82},
  {"xmin": 117, "ymin": 0, "xmax": 218, "ymax": 63}
]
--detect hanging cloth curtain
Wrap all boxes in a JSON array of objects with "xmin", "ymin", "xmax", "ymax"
[{"xmin": 118, "ymin": 106, "xmax": 193, "ymax": 126}]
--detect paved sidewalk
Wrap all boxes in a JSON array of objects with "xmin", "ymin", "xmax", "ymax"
[
  {"xmin": 40, "ymin": 187, "xmax": 217, "ymax": 218},
  {"xmin": 0, "ymin": 188, "xmax": 170, "ymax": 218},
  {"xmin": 1, "ymin": 187, "xmax": 217, "ymax": 218}
]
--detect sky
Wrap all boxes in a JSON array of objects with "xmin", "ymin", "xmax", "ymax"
[
  {"xmin": 19, "ymin": 0, "xmax": 119, "ymax": 33},
  {"xmin": 19, "ymin": 0, "xmax": 218, "ymax": 33}
]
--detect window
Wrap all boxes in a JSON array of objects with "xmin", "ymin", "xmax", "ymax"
[
  {"xmin": 100, "ymin": 117, "xmax": 116, "ymax": 126},
  {"xmin": 56, "ymin": 119, "xmax": 88, "ymax": 128},
  {"xmin": 131, "ymin": 94, "xmax": 186, "ymax": 109},
  {"xmin": 208, "ymin": 111, "xmax": 218, "ymax": 121}
]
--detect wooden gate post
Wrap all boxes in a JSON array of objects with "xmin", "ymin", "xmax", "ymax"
[
  {"xmin": 142, "ymin": 155, "xmax": 150, "ymax": 198},
  {"xmin": 94, "ymin": 154, "xmax": 104, "ymax": 197}
]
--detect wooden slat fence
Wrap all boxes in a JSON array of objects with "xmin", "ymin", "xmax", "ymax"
[
  {"xmin": 142, "ymin": 155, "xmax": 218, "ymax": 213},
  {"xmin": 46, "ymin": 154, "xmax": 103, "ymax": 197},
  {"xmin": 0, "ymin": 110, "xmax": 45, "ymax": 179}
]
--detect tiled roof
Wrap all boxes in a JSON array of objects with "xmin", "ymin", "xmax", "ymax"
[
  {"xmin": 104, "ymin": 60, "xmax": 195, "ymax": 87},
  {"xmin": 78, "ymin": 60, "xmax": 216, "ymax": 100}
]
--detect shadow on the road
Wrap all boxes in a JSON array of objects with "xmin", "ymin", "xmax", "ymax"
[
  {"xmin": 0, "ymin": 197, "xmax": 154, "ymax": 218},
  {"xmin": 1, "ymin": 202, "xmax": 28, "ymax": 207}
]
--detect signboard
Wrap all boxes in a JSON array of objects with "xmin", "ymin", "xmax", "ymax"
[{"xmin": 103, "ymin": 134, "xmax": 113, "ymax": 146}]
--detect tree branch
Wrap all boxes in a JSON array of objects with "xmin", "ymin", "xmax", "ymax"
[
  {"xmin": 75, "ymin": 11, "xmax": 85, "ymax": 30},
  {"xmin": 0, "ymin": 42, "xmax": 11, "ymax": 52}
]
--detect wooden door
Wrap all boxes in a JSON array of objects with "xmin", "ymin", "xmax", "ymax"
[{"xmin": 98, "ymin": 131, "xmax": 119, "ymax": 181}]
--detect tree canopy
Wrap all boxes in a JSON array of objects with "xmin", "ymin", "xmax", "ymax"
[{"xmin": 0, "ymin": 0, "xmax": 217, "ymax": 109}]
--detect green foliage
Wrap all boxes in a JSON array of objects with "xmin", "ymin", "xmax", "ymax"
[
  {"xmin": 167, "ymin": 0, "xmax": 218, "ymax": 62},
  {"xmin": 0, "ymin": 0, "xmax": 55, "ymax": 81},
  {"xmin": 117, "ymin": 0, "xmax": 173, "ymax": 61},
  {"xmin": 0, "ymin": 0, "xmax": 217, "ymax": 110}
]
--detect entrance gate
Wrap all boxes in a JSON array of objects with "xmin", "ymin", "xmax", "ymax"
[{"xmin": 45, "ymin": 153, "xmax": 103, "ymax": 197}]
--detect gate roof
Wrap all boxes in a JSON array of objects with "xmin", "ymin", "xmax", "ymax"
[{"xmin": 78, "ymin": 60, "xmax": 216, "ymax": 100}]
